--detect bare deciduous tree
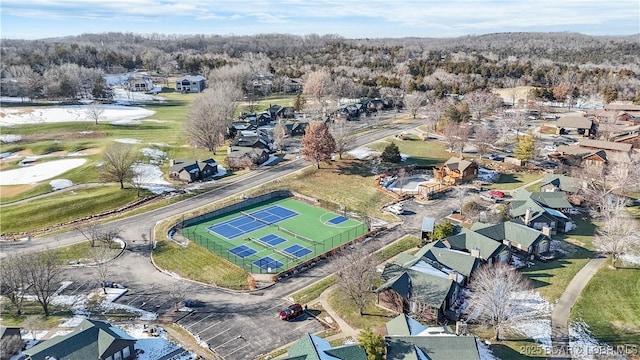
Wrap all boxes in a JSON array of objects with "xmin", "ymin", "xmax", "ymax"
[
  {"xmin": 130, "ymin": 163, "xmax": 154, "ymax": 197},
  {"xmin": 77, "ymin": 222, "xmax": 120, "ymax": 248},
  {"xmin": 595, "ymin": 215, "xmax": 640, "ymax": 267},
  {"xmin": 272, "ymin": 119, "xmax": 287, "ymax": 152},
  {"xmin": 303, "ymin": 70, "xmax": 333, "ymax": 117},
  {"xmin": 0, "ymin": 253, "xmax": 29, "ymax": 315},
  {"xmin": 86, "ymin": 102, "xmax": 104, "ymax": 125},
  {"xmin": 333, "ymin": 244, "xmax": 379, "ymax": 316},
  {"xmin": 404, "ymin": 91, "xmax": 427, "ymax": 119},
  {"xmin": 453, "ymin": 125, "xmax": 473, "ymax": 157},
  {"xmin": 168, "ymin": 283, "xmax": 191, "ymax": 310},
  {"xmin": 102, "ymin": 143, "xmax": 136, "ymax": 189},
  {"xmin": 464, "ymin": 89, "xmax": 502, "ymax": 120},
  {"xmin": 183, "ymin": 81, "xmax": 243, "ymax": 155},
  {"xmin": 300, "ymin": 121, "xmax": 336, "ymax": 169},
  {"xmin": 89, "ymin": 245, "xmax": 116, "ymax": 294},
  {"xmin": 23, "ymin": 250, "xmax": 64, "ymax": 317},
  {"xmin": 330, "ymin": 118, "xmax": 355, "ymax": 160},
  {"xmin": 474, "ymin": 125, "xmax": 497, "ymax": 159},
  {"xmin": 466, "ymin": 263, "xmax": 533, "ymax": 341}
]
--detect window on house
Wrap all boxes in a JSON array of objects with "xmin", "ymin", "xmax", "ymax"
[{"xmin": 122, "ymin": 346, "xmax": 131, "ymax": 358}]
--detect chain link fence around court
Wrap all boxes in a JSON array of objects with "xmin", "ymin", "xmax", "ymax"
[{"xmin": 180, "ymin": 221, "xmax": 368, "ymax": 274}]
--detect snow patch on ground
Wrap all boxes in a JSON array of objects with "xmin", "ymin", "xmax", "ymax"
[
  {"xmin": 1, "ymin": 96, "xmax": 31, "ymax": 103},
  {"xmin": 348, "ymin": 146, "xmax": 378, "ymax": 160},
  {"xmin": 131, "ymin": 163, "xmax": 175, "ymax": 195},
  {"xmin": 569, "ymin": 320, "xmax": 627, "ymax": 359},
  {"xmin": 619, "ymin": 253, "xmax": 640, "ymax": 266},
  {"xmin": 512, "ymin": 291, "xmax": 553, "ymax": 347},
  {"xmin": 140, "ymin": 147, "xmax": 167, "ymax": 161},
  {"xmin": 549, "ymin": 239, "xmax": 571, "ymax": 255},
  {"xmin": 0, "ymin": 134, "xmax": 22, "ymax": 143},
  {"xmin": 115, "ymin": 138, "xmax": 141, "ymax": 144},
  {"xmin": 50, "ymin": 179, "xmax": 74, "ymax": 190},
  {"xmin": 0, "ymin": 104, "xmax": 155, "ymax": 126},
  {"xmin": 477, "ymin": 340, "xmax": 500, "ymax": 360},
  {"xmin": 0, "ymin": 158, "xmax": 87, "ymax": 185}
]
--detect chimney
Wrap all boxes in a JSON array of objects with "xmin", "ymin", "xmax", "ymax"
[
  {"xmin": 456, "ymin": 321, "xmax": 468, "ymax": 336},
  {"xmin": 449, "ymin": 271, "xmax": 458, "ymax": 281},
  {"xmin": 169, "ymin": 159, "xmax": 175, "ymax": 166},
  {"xmin": 470, "ymin": 247, "xmax": 480, "ymax": 258},
  {"xmin": 525, "ymin": 208, "xmax": 533, "ymax": 226},
  {"xmin": 541, "ymin": 226, "xmax": 552, "ymax": 237}
]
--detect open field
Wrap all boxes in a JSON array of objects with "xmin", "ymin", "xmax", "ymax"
[
  {"xmin": 181, "ymin": 197, "xmax": 367, "ymax": 274},
  {"xmin": 571, "ymin": 259, "xmax": 640, "ymax": 348},
  {"xmin": 486, "ymin": 172, "xmax": 544, "ymax": 191},
  {"xmin": 368, "ymin": 135, "xmax": 451, "ymax": 167}
]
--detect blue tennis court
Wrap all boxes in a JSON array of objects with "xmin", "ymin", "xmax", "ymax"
[
  {"xmin": 328, "ymin": 215, "xmax": 349, "ymax": 225},
  {"xmin": 283, "ymin": 244, "xmax": 313, "ymax": 258},
  {"xmin": 260, "ymin": 234, "xmax": 287, "ymax": 246},
  {"xmin": 229, "ymin": 245, "xmax": 257, "ymax": 258},
  {"xmin": 253, "ymin": 256, "xmax": 284, "ymax": 271},
  {"xmin": 207, "ymin": 205, "xmax": 299, "ymax": 239}
]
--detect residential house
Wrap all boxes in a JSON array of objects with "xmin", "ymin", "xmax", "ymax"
[
  {"xmin": 440, "ymin": 229, "xmax": 511, "ymax": 264},
  {"xmin": 228, "ymin": 122, "xmax": 257, "ymax": 138},
  {"xmin": 406, "ymin": 241, "xmax": 482, "ymax": 284},
  {"xmin": 510, "ymin": 190, "xmax": 575, "ymax": 234},
  {"xmin": 375, "ymin": 262, "xmax": 461, "ymax": 323},
  {"xmin": 169, "ymin": 158, "xmax": 218, "ymax": 183},
  {"xmin": 280, "ymin": 333, "xmax": 367, "ymax": 360},
  {"xmin": 362, "ymin": 98, "xmax": 386, "ymax": 113},
  {"xmin": 226, "ymin": 147, "xmax": 270, "ymax": 168},
  {"xmin": 23, "ymin": 319, "xmax": 136, "ymax": 360},
  {"xmin": 420, "ymin": 217, "xmax": 435, "ymax": 242},
  {"xmin": 126, "ymin": 76, "xmax": 152, "ymax": 92},
  {"xmin": 556, "ymin": 115, "xmax": 594, "ymax": 136},
  {"xmin": 175, "ymin": 75, "xmax": 206, "ymax": 93},
  {"xmin": 283, "ymin": 121, "xmax": 309, "ymax": 136},
  {"xmin": 470, "ymin": 221, "xmax": 551, "ymax": 255},
  {"xmin": 555, "ymin": 145, "xmax": 607, "ymax": 170},
  {"xmin": 576, "ymin": 139, "xmax": 633, "ymax": 162},
  {"xmin": 540, "ymin": 173, "xmax": 584, "ymax": 194},
  {"xmin": 385, "ymin": 314, "xmax": 481, "ymax": 360},
  {"xmin": 233, "ymin": 130, "xmax": 273, "ymax": 151},
  {"xmin": 283, "ymin": 78, "xmax": 304, "ymax": 94},
  {"xmin": 434, "ymin": 157, "xmax": 478, "ymax": 185}
]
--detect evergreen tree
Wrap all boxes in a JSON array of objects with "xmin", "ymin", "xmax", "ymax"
[
  {"xmin": 358, "ymin": 328, "xmax": 385, "ymax": 360},
  {"xmin": 381, "ymin": 142, "xmax": 401, "ymax": 163},
  {"xmin": 514, "ymin": 131, "xmax": 535, "ymax": 162}
]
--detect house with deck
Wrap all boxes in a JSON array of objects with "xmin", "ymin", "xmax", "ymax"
[
  {"xmin": 434, "ymin": 157, "xmax": 478, "ymax": 185},
  {"xmin": 175, "ymin": 75, "xmax": 206, "ymax": 93},
  {"xmin": 169, "ymin": 158, "xmax": 218, "ymax": 183}
]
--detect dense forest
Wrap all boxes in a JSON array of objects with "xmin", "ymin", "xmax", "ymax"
[{"xmin": 1, "ymin": 32, "xmax": 639, "ymax": 103}]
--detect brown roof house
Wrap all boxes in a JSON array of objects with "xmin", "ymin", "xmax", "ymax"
[
  {"xmin": 375, "ymin": 261, "xmax": 462, "ymax": 323},
  {"xmin": 434, "ymin": 157, "xmax": 478, "ymax": 185},
  {"xmin": 23, "ymin": 319, "xmax": 135, "ymax": 360},
  {"xmin": 556, "ymin": 115, "xmax": 594, "ymax": 136},
  {"xmin": 225, "ymin": 147, "xmax": 270, "ymax": 170},
  {"xmin": 169, "ymin": 158, "xmax": 218, "ymax": 183}
]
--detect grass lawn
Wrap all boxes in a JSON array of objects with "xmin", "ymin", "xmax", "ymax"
[
  {"xmin": 368, "ymin": 135, "xmax": 451, "ymax": 167},
  {"xmin": 151, "ymin": 238, "xmax": 249, "ymax": 290},
  {"xmin": 486, "ymin": 172, "xmax": 544, "ymax": 191},
  {"xmin": 0, "ymin": 186, "xmax": 141, "ymax": 233},
  {"xmin": 54, "ymin": 242, "xmax": 122, "ymax": 264},
  {"xmin": 472, "ymin": 327, "xmax": 548, "ymax": 359},
  {"xmin": 571, "ymin": 258, "xmax": 640, "ymax": 348},
  {"xmin": 523, "ymin": 215, "xmax": 596, "ymax": 302},
  {"xmin": 327, "ymin": 289, "xmax": 394, "ymax": 331},
  {"xmin": 0, "ymin": 300, "xmax": 70, "ymax": 327}
]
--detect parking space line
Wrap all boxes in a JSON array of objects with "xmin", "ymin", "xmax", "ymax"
[
  {"xmin": 294, "ymin": 320, "xmax": 316, "ymax": 332},
  {"xmin": 187, "ymin": 313, "xmax": 213, "ymax": 328},
  {"xmin": 196, "ymin": 320, "xmax": 222, "ymax": 333},
  {"xmin": 125, "ymin": 295, "xmax": 142, "ymax": 306},
  {"xmin": 205, "ymin": 327, "xmax": 232, "ymax": 343},
  {"xmin": 267, "ymin": 302, "xmax": 285, "ymax": 311},
  {"xmin": 212, "ymin": 334, "xmax": 241, "ymax": 349},
  {"xmin": 220, "ymin": 341, "xmax": 250, "ymax": 356}
]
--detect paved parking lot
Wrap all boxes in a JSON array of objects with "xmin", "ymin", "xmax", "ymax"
[
  {"xmin": 397, "ymin": 194, "xmax": 461, "ymax": 232},
  {"xmin": 176, "ymin": 299, "xmax": 324, "ymax": 360}
]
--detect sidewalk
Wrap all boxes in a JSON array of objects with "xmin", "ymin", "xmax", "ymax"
[{"xmin": 315, "ymin": 285, "xmax": 361, "ymax": 341}]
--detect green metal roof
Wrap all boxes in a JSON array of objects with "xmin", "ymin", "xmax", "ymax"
[
  {"xmin": 529, "ymin": 192, "xmax": 572, "ymax": 209},
  {"xmin": 471, "ymin": 221, "xmax": 547, "ymax": 249},
  {"xmin": 281, "ymin": 333, "xmax": 367, "ymax": 360},
  {"xmin": 541, "ymin": 174, "xmax": 583, "ymax": 193},
  {"xmin": 385, "ymin": 335, "xmax": 481, "ymax": 360},
  {"xmin": 386, "ymin": 314, "xmax": 429, "ymax": 336},
  {"xmin": 442, "ymin": 229, "xmax": 507, "ymax": 261},
  {"xmin": 23, "ymin": 319, "xmax": 135, "ymax": 360}
]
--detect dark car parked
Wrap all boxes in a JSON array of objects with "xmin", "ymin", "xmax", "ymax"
[{"xmin": 279, "ymin": 303, "xmax": 304, "ymax": 321}]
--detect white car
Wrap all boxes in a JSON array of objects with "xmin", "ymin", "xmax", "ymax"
[
  {"xmin": 387, "ymin": 205, "xmax": 404, "ymax": 215},
  {"xmin": 543, "ymin": 145, "xmax": 557, "ymax": 152}
]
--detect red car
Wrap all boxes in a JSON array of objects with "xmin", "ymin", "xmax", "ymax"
[
  {"xmin": 488, "ymin": 190, "xmax": 505, "ymax": 198},
  {"xmin": 279, "ymin": 303, "xmax": 304, "ymax": 321}
]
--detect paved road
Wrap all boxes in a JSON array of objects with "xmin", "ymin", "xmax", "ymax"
[
  {"xmin": 0, "ymin": 118, "xmax": 418, "ymax": 257},
  {"xmin": 550, "ymin": 256, "xmax": 607, "ymax": 359}
]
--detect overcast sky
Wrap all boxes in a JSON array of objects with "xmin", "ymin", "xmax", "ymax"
[{"xmin": 1, "ymin": 0, "xmax": 639, "ymax": 40}]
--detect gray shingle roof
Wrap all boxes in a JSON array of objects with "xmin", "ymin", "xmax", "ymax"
[
  {"xmin": 556, "ymin": 115, "xmax": 592, "ymax": 129},
  {"xmin": 444, "ymin": 157, "xmax": 473, "ymax": 171},
  {"xmin": 540, "ymin": 174, "xmax": 583, "ymax": 193},
  {"xmin": 385, "ymin": 335, "xmax": 481, "ymax": 360},
  {"xmin": 281, "ymin": 333, "xmax": 367, "ymax": 360}
]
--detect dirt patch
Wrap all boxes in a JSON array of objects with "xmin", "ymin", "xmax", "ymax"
[
  {"xmin": 0, "ymin": 184, "xmax": 36, "ymax": 199},
  {"xmin": 611, "ymin": 320, "xmax": 640, "ymax": 333},
  {"xmin": 492, "ymin": 86, "xmax": 538, "ymax": 103},
  {"xmin": 72, "ymin": 147, "xmax": 101, "ymax": 155}
]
